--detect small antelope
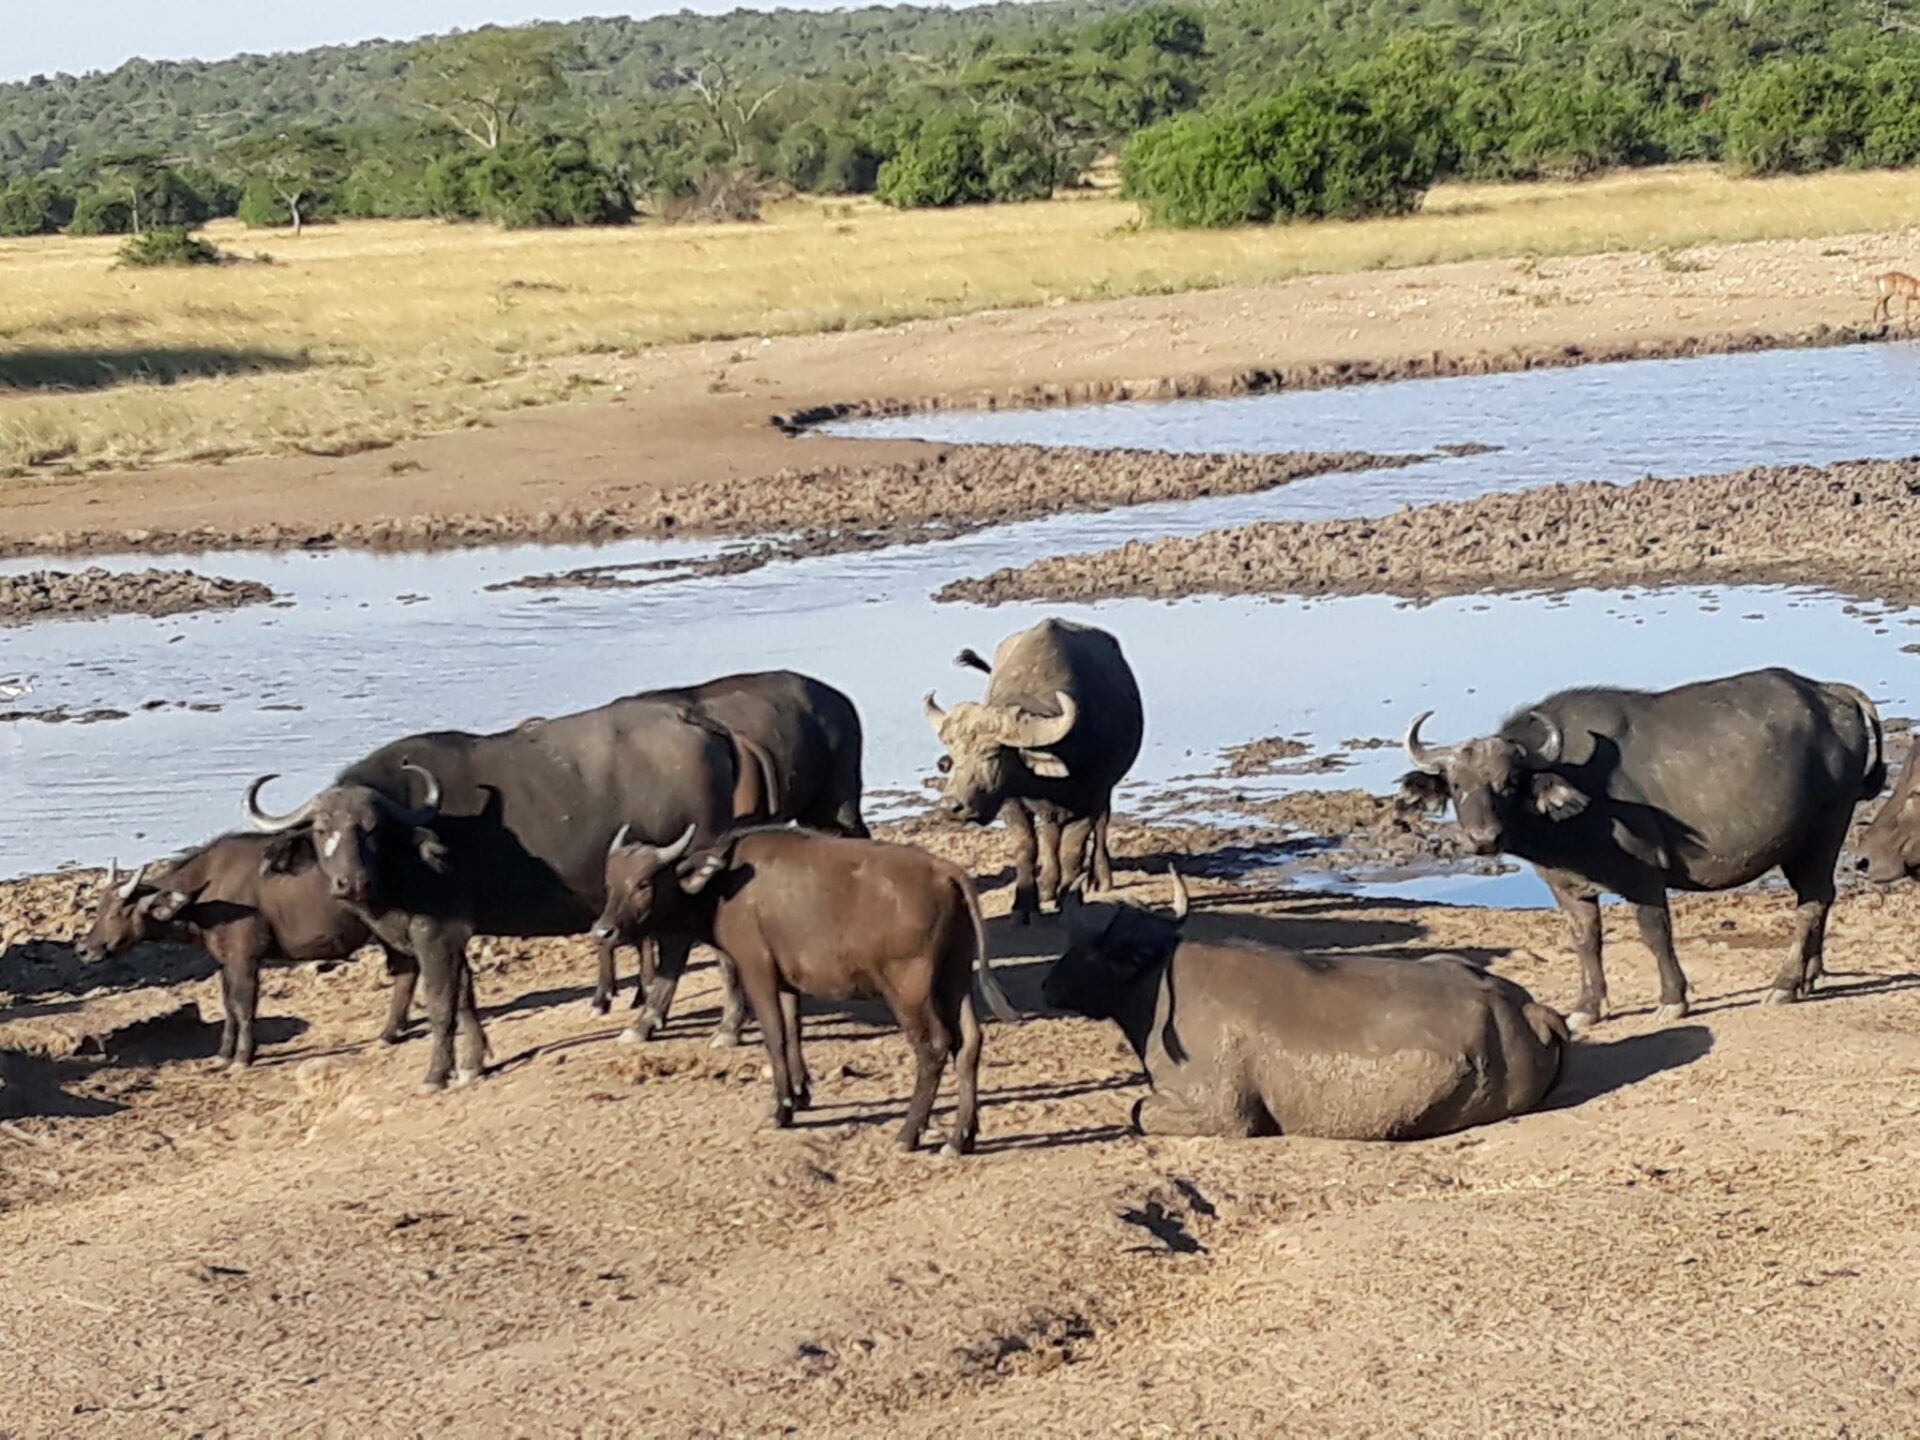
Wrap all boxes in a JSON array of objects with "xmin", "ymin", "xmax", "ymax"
[{"xmin": 1872, "ymin": 270, "xmax": 1920, "ymax": 328}]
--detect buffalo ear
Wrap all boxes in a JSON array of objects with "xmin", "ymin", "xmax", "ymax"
[
  {"xmin": 1019, "ymin": 748, "xmax": 1070, "ymax": 780},
  {"xmin": 1531, "ymin": 774, "xmax": 1590, "ymax": 821},
  {"xmin": 412, "ymin": 828, "xmax": 452, "ymax": 874},
  {"xmin": 678, "ymin": 851, "xmax": 728, "ymax": 895},
  {"xmin": 145, "ymin": 888, "xmax": 197, "ymax": 923},
  {"xmin": 1397, "ymin": 770, "xmax": 1450, "ymax": 813}
]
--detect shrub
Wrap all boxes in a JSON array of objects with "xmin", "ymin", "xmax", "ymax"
[
  {"xmin": 0, "ymin": 178, "xmax": 74, "ymax": 235},
  {"xmin": 1123, "ymin": 82, "xmax": 1433, "ymax": 227},
  {"xmin": 660, "ymin": 171, "xmax": 764, "ymax": 223},
  {"xmin": 819, "ymin": 135, "xmax": 881, "ymax": 195},
  {"xmin": 876, "ymin": 112, "xmax": 988, "ymax": 207},
  {"xmin": 66, "ymin": 191, "xmax": 133, "ymax": 235},
  {"xmin": 117, "ymin": 227, "xmax": 223, "ymax": 267},
  {"xmin": 466, "ymin": 137, "xmax": 633, "ymax": 228},
  {"xmin": 1723, "ymin": 57, "xmax": 1868, "ymax": 175}
]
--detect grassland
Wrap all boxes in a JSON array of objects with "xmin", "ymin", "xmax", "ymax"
[{"xmin": 3, "ymin": 163, "xmax": 1920, "ymax": 478}]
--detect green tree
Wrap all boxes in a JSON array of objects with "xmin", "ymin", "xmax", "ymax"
[
  {"xmin": 405, "ymin": 27, "xmax": 577, "ymax": 151},
  {"xmin": 466, "ymin": 135, "xmax": 632, "ymax": 227},
  {"xmin": 0, "ymin": 176, "xmax": 73, "ymax": 234},
  {"xmin": 220, "ymin": 128, "xmax": 348, "ymax": 232},
  {"xmin": 1723, "ymin": 57, "xmax": 1868, "ymax": 174},
  {"xmin": 876, "ymin": 112, "xmax": 987, "ymax": 207}
]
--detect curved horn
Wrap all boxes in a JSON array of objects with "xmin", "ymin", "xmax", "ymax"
[
  {"xmin": 922, "ymin": 691, "xmax": 947, "ymax": 729},
  {"xmin": 1528, "ymin": 710, "xmax": 1564, "ymax": 766},
  {"xmin": 401, "ymin": 762, "xmax": 442, "ymax": 814},
  {"xmin": 1404, "ymin": 711, "xmax": 1454, "ymax": 773},
  {"xmin": 1006, "ymin": 691, "xmax": 1077, "ymax": 748},
  {"xmin": 1168, "ymin": 866, "xmax": 1190, "ymax": 921},
  {"xmin": 655, "ymin": 824, "xmax": 697, "ymax": 866},
  {"xmin": 116, "ymin": 861, "xmax": 146, "ymax": 901},
  {"xmin": 609, "ymin": 823, "xmax": 632, "ymax": 856},
  {"xmin": 245, "ymin": 774, "xmax": 320, "ymax": 832},
  {"xmin": 105, "ymin": 857, "xmax": 120, "ymax": 892}
]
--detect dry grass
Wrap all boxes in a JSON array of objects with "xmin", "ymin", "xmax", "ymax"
[{"xmin": 4, "ymin": 164, "xmax": 1920, "ymax": 477}]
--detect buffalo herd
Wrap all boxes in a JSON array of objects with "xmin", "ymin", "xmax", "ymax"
[{"xmin": 75, "ymin": 612, "xmax": 1914, "ymax": 1152}]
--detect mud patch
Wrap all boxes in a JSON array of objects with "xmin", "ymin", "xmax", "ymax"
[
  {"xmin": 0, "ymin": 567, "xmax": 274, "ymax": 623},
  {"xmin": 939, "ymin": 455, "xmax": 1920, "ymax": 607}
]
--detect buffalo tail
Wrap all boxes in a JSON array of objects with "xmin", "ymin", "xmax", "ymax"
[{"xmin": 960, "ymin": 877, "xmax": 1018, "ymax": 1023}]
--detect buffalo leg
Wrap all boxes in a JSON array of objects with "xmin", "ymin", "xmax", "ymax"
[
  {"xmin": 942, "ymin": 980, "xmax": 983, "ymax": 1157},
  {"xmin": 227, "ymin": 956, "xmax": 261, "ymax": 1069},
  {"xmin": 1772, "ymin": 839, "xmax": 1843, "ymax": 1003},
  {"xmin": 1552, "ymin": 883, "xmax": 1609, "ymax": 1030},
  {"xmin": 1005, "ymin": 802, "xmax": 1041, "ymax": 924},
  {"xmin": 1131, "ymin": 1091, "xmax": 1247, "ymax": 1137},
  {"xmin": 1633, "ymin": 901, "xmax": 1690, "ymax": 1021},
  {"xmin": 738, "ymin": 965, "xmax": 797, "ymax": 1128},
  {"xmin": 381, "ymin": 947, "xmax": 418, "ymax": 1045},
  {"xmin": 591, "ymin": 938, "xmax": 618, "ymax": 1016},
  {"xmin": 412, "ymin": 923, "xmax": 475, "ymax": 1093},
  {"xmin": 215, "ymin": 968, "xmax": 239, "ymax": 1064},
  {"xmin": 893, "ymin": 994, "xmax": 953, "ymax": 1153},
  {"xmin": 454, "ymin": 957, "xmax": 487, "ymax": 1083},
  {"xmin": 710, "ymin": 951, "xmax": 748, "ymax": 1049},
  {"xmin": 1059, "ymin": 816, "xmax": 1094, "ymax": 902},
  {"xmin": 626, "ymin": 933, "xmax": 695, "ymax": 1043},
  {"xmin": 1036, "ymin": 813, "xmax": 1064, "ymax": 912},
  {"xmin": 629, "ymin": 936, "xmax": 657, "ymax": 1010},
  {"xmin": 1091, "ymin": 809, "xmax": 1115, "ymax": 895},
  {"xmin": 780, "ymin": 989, "xmax": 810, "ymax": 1109}
]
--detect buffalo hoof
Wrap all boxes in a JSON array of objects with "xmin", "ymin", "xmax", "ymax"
[
  {"xmin": 708, "ymin": 1029, "xmax": 742, "ymax": 1050},
  {"xmin": 418, "ymin": 1075, "xmax": 449, "ymax": 1096},
  {"xmin": 378, "ymin": 1029, "xmax": 407, "ymax": 1047},
  {"xmin": 226, "ymin": 1058, "xmax": 253, "ymax": 1076},
  {"xmin": 768, "ymin": 1101, "xmax": 796, "ymax": 1130},
  {"xmin": 619, "ymin": 1017, "xmax": 658, "ymax": 1046},
  {"xmin": 589, "ymin": 997, "xmax": 611, "ymax": 1017},
  {"xmin": 1764, "ymin": 986, "xmax": 1800, "ymax": 1006},
  {"xmin": 451, "ymin": 1067, "xmax": 483, "ymax": 1088},
  {"xmin": 940, "ymin": 1133, "xmax": 975, "ymax": 1159},
  {"xmin": 894, "ymin": 1129, "xmax": 923, "ymax": 1153},
  {"xmin": 1127, "ymin": 1097, "xmax": 1149, "ymax": 1135},
  {"xmin": 791, "ymin": 1085, "xmax": 813, "ymax": 1112},
  {"xmin": 1564, "ymin": 1008, "xmax": 1603, "ymax": 1034},
  {"xmin": 1653, "ymin": 1002, "xmax": 1690, "ymax": 1023}
]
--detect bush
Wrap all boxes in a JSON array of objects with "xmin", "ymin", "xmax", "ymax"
[
  {"xmin": 775, "ymin": 121, "xmax": 830, "ymax": 191},
  {"xmin": 877, "ymin": 113, "xmax": 988, "ymax": 207},
  {"xmin": 819, "ymin": 135, "xmax": 881, "ymax": 195},
  {"xmin": 117, "ymin": 227, "xmax": 223, "ymax": 267},
  {"xmin": 660, "ymin": 171, "xmax": 764, "ymax": 224},
  {"xmin": 422, "ymin": 152, "xmax": 483, "ymax": 220},
  {"xmin": 979, "ymin": 112, "xmax": 1059, "ymax": 201},
  {"xmin": 1723, "ymin": 57, "xmax": 1868, "ymax": 175},
  {"xmin": 467, "ymin": 137, "xmax": 633, "ymax": 228},
  {"xmin": 1123, "ymin": 83, "xmax": 1433, "ymax": 227},
  {"xmin": 0, "ymin": 178, "xmax": 74, "ymax": 235},
  {"xmin": 66, "ymin": 191, "xmax": 133, "ymax": 235}
]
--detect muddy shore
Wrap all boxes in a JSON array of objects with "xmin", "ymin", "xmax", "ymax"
[
  {"xmin": 0, "ymin": 566, "xmax": 274, "ymax": 623},
  {"xmin": 939, "ymin": 455, "xmax": 1920, "ymax": 608}
]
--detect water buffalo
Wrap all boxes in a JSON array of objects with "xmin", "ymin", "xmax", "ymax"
[
  {"xmin": 244, "ymin": 694, "xmax": 763, "ymax": 1092},
  {"xmin": 1852, "ymin": 743, "xmax": 1920, "ymax": 882},
  {"xmin": 924, "ymin": 618, "xmax": 1144, "ymax": 922},
  {"xmin": 1400, "ymin": 667, "xmax": 1884, "ymax": 1029},
  {"xmin": 1043, "ymin": 873, "xmax": 1569, "ymax": 1139},
  {"xmin": 591, "ymin": 670, "xmax": 868, "ymax": 1030},
  {"xmin": 76, "ymin": 836, "xmax": 413, "ymax": 1069},
  {"xmin": 592, "ymin": 826, "xmax": 1016, "ymax": 1155}
]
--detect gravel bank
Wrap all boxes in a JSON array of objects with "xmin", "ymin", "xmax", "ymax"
[{"xmin": 0, "ymin": 566, "xmax": 274, "ymax": 623}]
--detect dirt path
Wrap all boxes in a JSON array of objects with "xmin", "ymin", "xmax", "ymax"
[
  {"xmin": 1, "ymin": 228, "xmax": 1910, "ymax": 557},
  {"xmin": 4, "ymin": 820, "xmax": 1919, "ymax": 1436}
]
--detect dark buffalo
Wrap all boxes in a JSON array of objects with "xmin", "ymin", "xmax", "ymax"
[
  {"xmin": 591, "ymin": 671, "xmax": 868, "ymax": 1030},
  {"xmin": 592, "ymin": 826, "xmax": 1016, "ymax": 1155},
  {"xmin": 244, "ymin": 694, "xmax": 762, "ymax": 1092},
  {"xmin": 1043, "ymin": 873, "xmax": 1569, "ymax": 1139},
  {"xmin": 923, "ymin": 618, "xmax": 1144, "ymax": 923},
  {"xmin": 76, "ymin": 836, "xmax": 412, "ymax": 1069},
  {"xmin": 1852, "ymin": 744, "xmax": 1920, "ymax": 883},
  {"xmin": 1400, "ymin": 667, "xmax": 1884, "ymax": 1029}
]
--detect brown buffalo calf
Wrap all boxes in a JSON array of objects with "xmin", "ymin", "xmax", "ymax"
[
  {"xmin": 78, "ymin": 834, "xmax": 411, "ymax": 1069},
  {"xmin": 593, "ymin": 826, "xmax": 1016, "ymax": 1154}
]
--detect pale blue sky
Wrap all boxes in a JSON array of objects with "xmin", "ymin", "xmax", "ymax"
[{"xmin": 10, "ymin": 1, "xmax": 953, "ymax": 82}]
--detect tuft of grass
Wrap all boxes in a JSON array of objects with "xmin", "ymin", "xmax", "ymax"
[{"xmin": 5, "ymin": 164, "xmax": 1920, "ymax": 477}]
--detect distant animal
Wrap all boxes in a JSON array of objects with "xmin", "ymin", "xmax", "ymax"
[
  {"xmin": 243, "ymin": 693, "xmax": 764, "ymax": 1092},
  {"xmin": 1400, "ymin": 667, "xmax": 1884, "ymax": 1030},
  {"xmin": 1042, "ymin": 871, "xmax": 1568, "ymax": 1140},
  {"xmin": 592, "ymin": 825, "xmax": 1016, "ymax": 1155},
  {"xmin": 1872, "ymin": 270, "xmax": 1920, "ymax": 328},
  {"xmin": 924, "ymin": 618, "xmax": 1144, "ymax": 922},
  {"xmin": 76, "ymin": 837, "xmax": 411, "ymax": 1070},
  {"xmin": 592, "ymin": 671, "xmax": 869, "ymax": 1037}
]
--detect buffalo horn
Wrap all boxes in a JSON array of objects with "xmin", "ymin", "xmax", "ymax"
[
  {"xmin": 245, "ymin": 774, "xmax": 320, "ymax": 832},
  {"xmin": 1006, "ymin": 691, "xmax": 1077, "ymax": 748},
  {"xmin": 656, "ymin": 824, "xmax": 697, "ymax": 866},
  {"xmin": 1168, "ymin": 867, "xmax": 1190, "ymax": 920},
  {"xmin": 1528, "ymin": 711, "xmax": 1565, "ymax": 765},
  {"xmin": 921, "ymin": 691, "xmax": 947, "ymax": 728},
  {"xmin": 105, "ymin": 857, "xmax": 120, "ymax": 892},
  {"xmin": 401, "ymin": 762, "xmax": 443, "ymax": 813},
  {"xmin": 1404, "ymin": 711, "xmax": 1455, "ymax": 773},
  {"xmin": 609, "ymin": 823, "xmax": 633, "ymax": 856}
]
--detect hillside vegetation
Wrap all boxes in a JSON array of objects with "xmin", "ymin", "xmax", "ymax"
[{"xmin": 6, "ymin": 0, "xmax": 1920, "ymax": 233}]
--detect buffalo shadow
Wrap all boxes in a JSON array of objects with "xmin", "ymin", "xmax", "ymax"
[
  {"xmin": 0, "ymin": 1049, "xmax": 125, "ymax": 1120},
  {"xmin": 1545, "ymin": 1024, "xmax": 1714, "ymax": 1110},
  {"xmin": 0, "ymin": 936, "xmax": 220, "ymax": 1000},
  {"xmin": 0, "ymin": 346, "xmax": 308, "ymax": 392}
]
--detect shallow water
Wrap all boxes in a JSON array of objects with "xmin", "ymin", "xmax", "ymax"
[{"xmin": 10, "ymin": 343, "xmax": 1920, "ymax": 904}]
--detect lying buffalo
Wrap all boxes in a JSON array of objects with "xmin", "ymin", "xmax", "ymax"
[
  {"xmin": 924, "ymin": 618, "xmax": 1143, "ymax": 922},
  {"xmin": 1401, "ymin": 667, "xmax": 1884, "ymax": 1029},
  {"xmin": 593, "ymin": 826, "xmax": 1016, "ymax": 1155},
  {"xmin": 77, "ymin": 837, "xmax": 412, "ymax": 1069},
  {"xmin": 245, "ymin": 695, "xmax": 761, "ymax": 1092},
  {"xmin": 1043, "ymin": 873, "xmax": 1568, "ymax": 1139},
  {"xmin": 592, "ymin": 671, "xmax": 868, "ymax": 1033}
]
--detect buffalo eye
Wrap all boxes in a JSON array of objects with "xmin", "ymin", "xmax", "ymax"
[{"xmin": 936, "ymin": 756, "xmax": 953, "ymax": 774}]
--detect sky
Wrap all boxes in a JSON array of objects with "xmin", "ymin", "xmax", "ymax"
[{"xmin": 8, "ymin": 1, "xmax": 964, "ymax": 83}]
